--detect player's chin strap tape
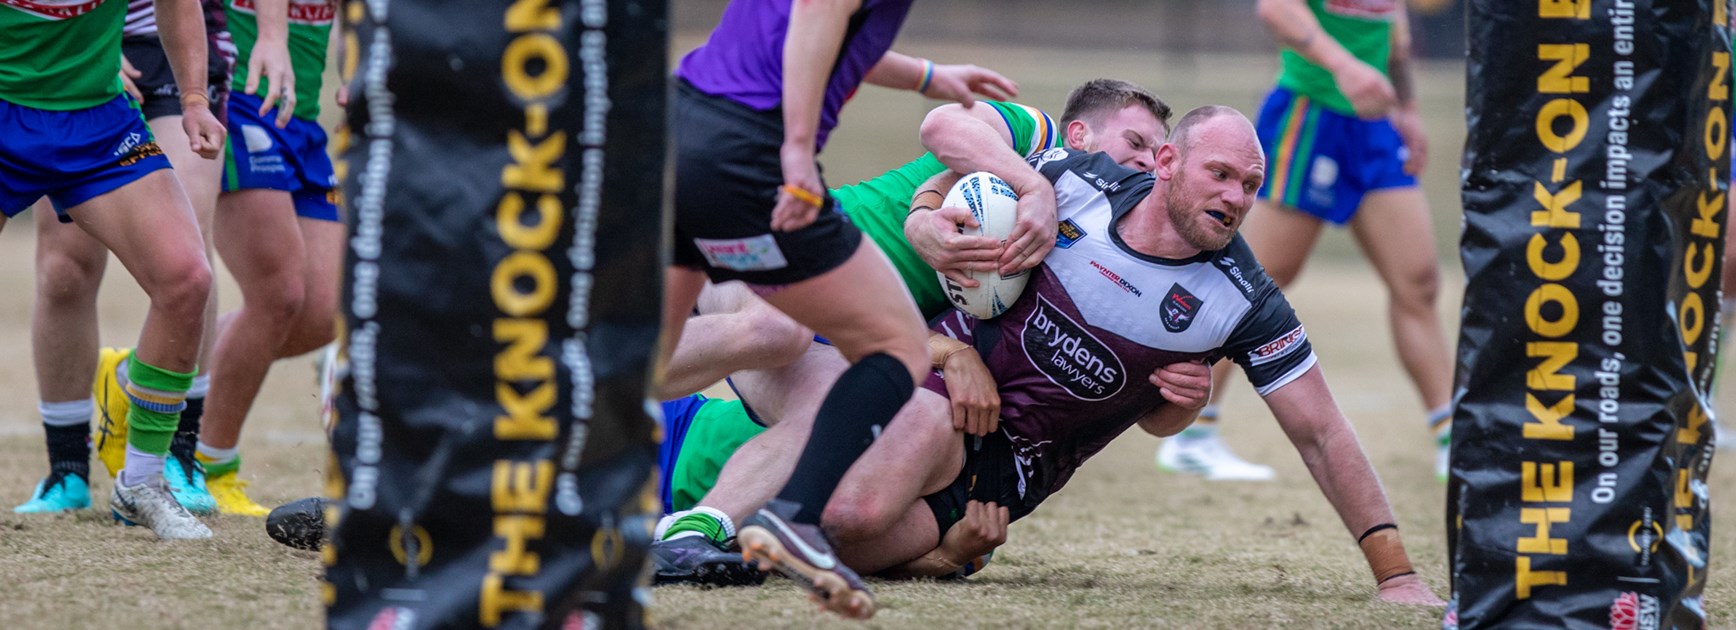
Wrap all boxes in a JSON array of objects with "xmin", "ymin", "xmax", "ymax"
[{"xmin": 1357, "ymin": 525, "xmax": 1414, "ymax": 585}]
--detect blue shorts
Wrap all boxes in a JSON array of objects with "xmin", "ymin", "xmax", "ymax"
[
  {"xmin": 0, "ymin": 95, "xmax": 172, "ymax": 219},
  {"xmin": 1255, "ymin": 87, "xmax": 1416, "ymax": 225},
  {"xmin": 222, "ymin": 91, "xmax": 339, "ymax": 222},
  {"xmin": 657, "ymin": 395, "xmax": 709, "ymax": 514}
]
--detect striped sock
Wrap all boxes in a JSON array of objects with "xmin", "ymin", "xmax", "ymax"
[
  {"xmin": 196, "ymin": 442, "xmax": 240, "ymax": 477},
  {"xmin": 1177, "ymin": 405, "xmax": 1221, "ymax": 441},
  {"xmin": 1427, "ymin": 405, "xmax": 1452, "ymax": 440},
  {"xmin": 121, "ymin": 354, "xmax": 193, "ymax": 463}
]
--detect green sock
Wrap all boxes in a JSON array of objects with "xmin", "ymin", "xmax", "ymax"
[
  {"xmin": 1178, "ymin": 405, "xmax": 1220, "ymax": 441},
  {"xmin": 662, "ymin": 508, "xmax": 732, "ymax": 544},
  {"xmin": 123, "ymin": 354, "xmax": 194, "ymax": 455}
]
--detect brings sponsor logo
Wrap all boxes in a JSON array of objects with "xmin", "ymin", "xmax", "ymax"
[
  {"xmin": 1022, "ymin": 294, "xmax": 1125, "ymax": 401},
  {"xmin": 1248, "ymin": 324, "xmax": 1307, "ymax": 367}
]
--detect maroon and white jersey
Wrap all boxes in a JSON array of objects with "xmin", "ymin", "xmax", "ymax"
[
  {"xmin": 123, "ymin": 0, "xmax": 236, "ymax": 70},
  {"xmin": 927, "ymin": 148, "xmax": 1316, "ymax": 505}
]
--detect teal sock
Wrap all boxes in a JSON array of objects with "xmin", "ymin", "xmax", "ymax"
[{"xmin": 1177, "ymin": 405, "xmax": 1220, "ymax": 441}]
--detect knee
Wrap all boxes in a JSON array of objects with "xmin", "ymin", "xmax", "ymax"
[
  {"xmin": 737, "ymin": 308, "xmax": 813, "ymax": 369},
  {"xmin": 821, "ymin": 492, "xmax": 902, "ymax": 544},
  {"xmin": 35, "ymin": 250, "xmax": 104, "ymax": 304},
  {"xmin": 153, "ymin": 257, "xmax": 213, "ymax": 321},
  {"xmin": 1391, "ymin": 264, "xmax": 1441, "ymax": 310},
  {"xmin": 250, "ymin": 275, "xmax": 309, "ymax": 326}
]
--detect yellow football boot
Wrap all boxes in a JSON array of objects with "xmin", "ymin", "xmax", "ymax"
[
  {"xmin": 207, "ymin": 470, "xmax": 270, "ymax": 517},
  {"xmin": 92, "ymin": 347, "xmax": 133, "ymax": 479}
]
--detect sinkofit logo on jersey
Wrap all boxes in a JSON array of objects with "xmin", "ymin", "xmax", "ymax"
[
  {"xmin": 2, "ymin": 0, "xmax": 105, "ymax": 19},
  {"xmin": 1023, "ymin": 294, "xmax": 1125, "ymax": 401}
]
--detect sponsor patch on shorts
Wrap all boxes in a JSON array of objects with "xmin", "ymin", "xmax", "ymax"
[
  {"xmin": 693, "ymin": 234, "xmax": 788, "ymax": 272},
  {"xmin": 1248, "ymin": 324, "xmax": 1307, "ymax": 366}
]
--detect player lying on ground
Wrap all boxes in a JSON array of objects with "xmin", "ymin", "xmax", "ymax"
[
  {"xmin": 702, "ymin": 106, "xmax": 1442, "ymax": 607},
  {"xmin": 266, "ymin": 393, "xmax": 1009, "ymax": 580},
  {"xmin": 651, "ymin": 79, "xmax": 1170, "ymax": 581}
]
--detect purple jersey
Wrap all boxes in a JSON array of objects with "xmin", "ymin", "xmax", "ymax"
[
  {"xmin": 675, "ymin": 0, "xmax": 915, "ymax": 149},
  {"xmin": 926, "ymin": 149, "xmax": 1317, "ymax": 507}
]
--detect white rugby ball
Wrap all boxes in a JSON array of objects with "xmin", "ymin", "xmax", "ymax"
[{"xmin": 937, "ymin": 171, "xmax": 1030, "ymax": 319}]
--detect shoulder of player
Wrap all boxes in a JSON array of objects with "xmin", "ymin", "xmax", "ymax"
[
  {"xmin": 1029, "ymin": 149, "xmax": 1144, "ymax": 185},
  {"xmin": 1203, "ymin": 236, "xmax": 1283, "ymax": 303}
]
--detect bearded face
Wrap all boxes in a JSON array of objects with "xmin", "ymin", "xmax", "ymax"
[{"xmin": 1163, "ymin": 161, "xmax": 1238, "ymax": 252}]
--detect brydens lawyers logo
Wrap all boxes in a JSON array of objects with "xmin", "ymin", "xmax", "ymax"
[
  {"xmin": 1022, "ymin": 294, "xmax": 1125, "ymax": 401},
  {"xmin": 3, "ymin": 0, "xmax": 104, "ymax": 20},
  {"xmin": 1609, "ymin": 591, "xmax": 1659, "ymax": 630},
  {"xmin": 1160, "ymin": 284, "xmax": 1201, "ymax": 332}
]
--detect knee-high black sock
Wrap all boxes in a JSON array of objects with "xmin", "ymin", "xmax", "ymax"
[
  {"xmin": 774, "ymin": 352, "xmax": 915, "ymax": 524},
  {"xmin": 170, "ymin": 396, "xmax": 204, "ymax": 464}
]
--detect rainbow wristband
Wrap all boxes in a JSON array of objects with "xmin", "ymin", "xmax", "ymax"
[{"xmin": 918, "ymin": 59, "xmax": 935, "ymax": 94}]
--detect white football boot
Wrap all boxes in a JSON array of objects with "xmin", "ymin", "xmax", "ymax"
[
  {"xmin": 113, "ymin": 477, "xmax": 212, "ymax": 540},
  {"xmin": 1157, "ymin": 433, "xmax": 1276, "ymax": 481}
]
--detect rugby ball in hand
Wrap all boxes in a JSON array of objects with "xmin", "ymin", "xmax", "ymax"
[{"xmin": 937, "ymin": 172, "xmax": 1030, "ymax": 319}]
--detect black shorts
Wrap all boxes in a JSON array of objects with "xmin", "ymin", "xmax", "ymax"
[
  {"xmin": 672, "ymin": 80, "xmax": 861, "ymax": 286},
  {"xmin": 922, "ymin": 429, "xmax": 1044, "ymax": 536},
  {"xmin": 122, "ymin": 35, "xmax": 230, "ymax": 121}
]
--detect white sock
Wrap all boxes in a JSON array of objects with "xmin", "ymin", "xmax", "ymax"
[
  {"xmin": 120, "ymin": 444, "xmax": 165, "ymax": 487},
  {"xmin": 40, "ymin": 399, "xmax": 94, "ymax": 427},
  {"xmin": 115, "ymin": 358, "xmax": 129, "ymax": 387},
  {"xmin": 1427, "ymin": 405, "xmax": 1452, "ymax": 434},
  {"xmin": 186, "ymin": 374, "xmax": 210, "ymax": 400},
  {"xmin": 195, "ymin": 441, "xmax": 237, "ymax": 465}
]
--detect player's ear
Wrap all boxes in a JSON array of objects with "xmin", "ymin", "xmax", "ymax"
[
  {"xmin": 1064, "ymin": 119, "xmax": 1090, "ymax": 151},
  {"xmin": 1154, "ymin": 142, "xmax": 1180, "ymax": 181}
]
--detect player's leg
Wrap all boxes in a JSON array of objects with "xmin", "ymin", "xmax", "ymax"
[
  {"xmin": 148, "ymin": 109, "xmax": 224, "ymax": 515},
  {"xmin": 15, "ymin": 201, "xmax": 107, "ymax": 513},
  {"xmin": 658, "ymin": 281, "xmax": 813, "ymax": 400},
  {"xmin": 1348, "ymin": 186, "xmax": 1454, "ymax": 421},
  {"xmin": 278, "ymin": 215, "xmax": 343, "ymax": 358},
  {"xmin": 69, "ymin": 169, "xmax": 214, "ymax": 540},
  {"xmin": 1167, "ymin": 200, "xmax": 1323, "ymax": 481},
  {"xmin": 819, "ymin": 388, "xmax": 962, "ymax": 573},
  {"xmin": 199, "ymin": 188, "xmax": 307, "ymax": 516}
]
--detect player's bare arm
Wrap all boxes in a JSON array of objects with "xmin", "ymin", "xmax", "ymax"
[
  {"xmin": 865, "ymin": 51, "xmax": 1019, "ymax": 106},
  {"xmin": 920, "ymin": 102, "xmax": 1059, "ymax": 273},
  {"xmin": 878, "ymin": 500, "xmax": 1009, "ymax": 579},
  {"xmin": 1135, "ymin": 361, "xmax": 1211, "ymax": 437},
  {"xmin": 929, "ymin": 332, "xmax": 999, "ymax": 436},
  {"xmin": 1386, "ymin": 2, "xmax": 1427, "ymax": 175},
  {"xmin": 770, "ymin": 0, "xmax": 863, "ymax": 232},
  {"xmin": 1262, "ymin": 365, "xmax": 1443, "ymax": 606},
  {"xmin": 155, "ymin": 0, "xmax": 225, "ymax": 159},
  {"xmin": 246, "ymin": 0, "xmax": 297, "ymax": 127},
  {"xmin": 906, "ymin": 169, "xmax": 1003, "ymax": 286},
  {"xmin": 1255, "ymin": 0, "xmax": 1395, "ymax": 120}
]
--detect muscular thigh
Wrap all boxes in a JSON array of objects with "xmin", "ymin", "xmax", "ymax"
[
  {"xmin": 728, "ymin": 340, "xmax": 847, "ymax": 427},
  {"xmin": 834, "ymin": 388, "xmax": 965, "ymax": 505}
]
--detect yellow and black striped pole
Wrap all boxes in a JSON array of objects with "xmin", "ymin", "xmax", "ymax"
[
  {"xmin": 1451, "ymin": 0, "xmax": 1725, "ymax": 627},
  {"xmin": 322, "ymin": 1, "xmax": 668, "ymax": 627}
]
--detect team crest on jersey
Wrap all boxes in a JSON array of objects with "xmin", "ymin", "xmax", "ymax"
[
  {"xmin": 1160, "ymin": 284, "xmax": 1202, "ymax": 333},
  {"xmin": 3, "ymin": 0, "xmax": 105, "ymax": 20},
  {"xmin": 1325, "ymin": 0, "xmax": 1397, "ymax": 19},
  {"xmin": 1022, "ymin": 295, "xmax": 1126, "ymax": 401},
  {"xmin": 1055, "ymin": 219, "xmax": 1086, "ymax": 249}
]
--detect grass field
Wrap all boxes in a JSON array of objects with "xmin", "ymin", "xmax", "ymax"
[{"xmin": 0, "ymin": 44, "xmax": 1730, "ymax": 628}]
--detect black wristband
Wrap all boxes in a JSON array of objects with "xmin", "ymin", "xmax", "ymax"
[
  {"xmin": 1376, "ymin": 570, "xmax": 1416, "ymax": 585},
  {"xmin": 908, "ymin": 205, "xmax": 937, "ymax": 216},
  {"xmin": 1358, "ymin": 523, "xmax": 1398, "ymax": 544}
]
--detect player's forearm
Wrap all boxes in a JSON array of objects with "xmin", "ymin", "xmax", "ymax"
[
  {"xmin": 919, "ymin": 104, "xmax": 1051, "ymax": 199},
  {"xmin": 865, "ymin": 50, "xmax": 926, "ymax": 92},
  {"xmin": 1387, "ymin": 5, "xmax": 1416, "ymax": 106},
  {"xmin": 1254, "ymin": 0, "xmax": 1360, "ymax": 75},
  {"xmin": 255, "ymin": 0, "xmax": 290, "ymax": 46},
  {"xmin": 1136, "ymin": 403, "xmax": 1198, "ymax": 437},
  {"xmin": 154, "ymin": 0, "xmax": 210, "ymax": 100},
  {"xmin": 781, "ymin": 0, "xmax": 862, "ymax": 149}
]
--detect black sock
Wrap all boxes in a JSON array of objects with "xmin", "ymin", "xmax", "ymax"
[
  {"xmin": 171, "ymin": 397, "xmax": 204, "ymax": 464},
  {"xmin": 44, "ymin": 423, "xmax": 90, "ymax": 480},
  {"xmin": 774, "ymin": 353, "xmax": 915, "ymax": 524}
]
